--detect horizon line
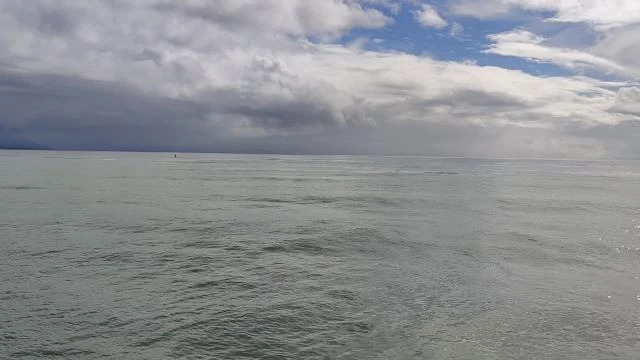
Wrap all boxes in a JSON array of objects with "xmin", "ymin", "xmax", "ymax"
[{"xmin": 1, "ymin": 147, "xmax": 638, "ymax": 162}]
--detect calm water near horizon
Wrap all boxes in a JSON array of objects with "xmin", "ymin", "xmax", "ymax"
[{"xmin": 1, "ymin": 150, "xmax": 639, "ymax": 359}]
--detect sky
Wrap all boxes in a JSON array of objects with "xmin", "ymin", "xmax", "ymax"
[{"xmin": 1, "ymin": 0, "xmax": 640, "ymax": 158}]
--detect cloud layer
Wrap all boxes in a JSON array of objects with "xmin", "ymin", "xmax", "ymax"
[{"xmin": 0, "ymin": 0, "xmax": 639, "ymax": 158}]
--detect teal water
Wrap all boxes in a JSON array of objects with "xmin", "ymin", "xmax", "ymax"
[{"xmin": 1, "ymin": 151, "xmax": 639, "ymax": 359}]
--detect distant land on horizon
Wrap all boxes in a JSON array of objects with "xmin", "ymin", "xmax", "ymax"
[
  {"xmin": 0, "ymin": 139, "xmax": 357, "ymax": 156},
  {"xmin": 0, "ymin": 134, "xmax": 51, "ymax": 151}
]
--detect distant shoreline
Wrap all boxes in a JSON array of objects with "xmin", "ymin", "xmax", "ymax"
[{"xmin": 1, "ymin": 147, "xmax": 638, "ymax": 161}]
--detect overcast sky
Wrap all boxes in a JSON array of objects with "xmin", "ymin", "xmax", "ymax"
[{"xmin": 1, "ymin": 0, "xmax": 640, "ymax": 158}]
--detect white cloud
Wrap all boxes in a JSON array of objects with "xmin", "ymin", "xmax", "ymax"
[
  {"xmin": 413, "ymin": 4, "xmax": 448, "ymax": 29},
  {"xmin": 488, "ymin": 29, "xmax": 545, "ymax": 44},
  {"xmin": 449, "ymin": 22, "xmax": 464, "ymax": 37},
  {"xmin": 591, "ymin": 23, "xmax": 640, "ymax": 76},
  {"xmin": 361, "ymin": 0, "xmax": 404, "ymax": 14},
  {"xmin": 452, "ymin": 0, "xmax": 640, "ymax": 30},
  {"xmin": 450, "ymin": 0, "xmax": 512, "ymax": 19},
  {"xmin": 485, "ymin": 29, "xmax": 626, "ymax": 74}
]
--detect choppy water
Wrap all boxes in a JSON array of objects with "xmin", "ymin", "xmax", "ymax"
[{"xmin": 1, "ymin": 151, "xmax": 640, "ymax": 359}]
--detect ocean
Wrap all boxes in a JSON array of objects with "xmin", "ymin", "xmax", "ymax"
[{"xmin": 1, "ymin": 150, "xmax": 639, "ymax": 359}]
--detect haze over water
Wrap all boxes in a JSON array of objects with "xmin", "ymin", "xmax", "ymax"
[{"xmin": 2, "ymin": 150, "xmax": 639, "ymax": 359}]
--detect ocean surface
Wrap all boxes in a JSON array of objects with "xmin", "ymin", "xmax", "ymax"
[{"xmin": 1, "ymin": 150, "xmax": 639, "ymax": 359}]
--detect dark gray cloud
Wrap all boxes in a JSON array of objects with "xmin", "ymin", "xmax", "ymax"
[{"xmin": 0, "ymin": 70, "xmax": 213, "ymax": 150}]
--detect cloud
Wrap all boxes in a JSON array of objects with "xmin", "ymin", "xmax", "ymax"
[
  {"xmin": 0, "ymin": 0, "xmax": 638, "ymax": 158},
  {"xmin": 0, "ymin": 70, "xmax": 216, "ymax": 151},
  {"xmin": 449, "ymin": 22, "xmax": 464, "ymax": 37},
  {"xmin": 609, "ymin": 87, "xmax": 640, "ymax": 118},
  {"xmin": 451, "ymin": 1, "xmax": 640, "ymax": 79},
  {"xmin": 591, "ymin": 23, "xmax": 640, "ymax": 76},
  {"xmin": 450, "ymin": 0, "xmax": 512, "ymax": 19},
  {"xmin": 360, "ymin": 0, "xmax": 404, "ymax": 15},
  {"xmin": 452, "ymin": 0, "xmax": 640, "ymax": 30},
  {"xmin": 413, "ymin": 4, "xmax": 448, "ymax": 29},
  {"xmin": 151, "ymin": 0, "xmax": 392, "ymax": 38},
  {"xmin": 485, "ymin": 29, "xmax": 626, "ymax": 74}
]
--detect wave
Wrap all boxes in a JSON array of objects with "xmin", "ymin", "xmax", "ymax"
[
  {"xmin": 244, "ymin": 195, "xmax": 404, "ymax": 208},
  {"xmin": 189, "ymin": 278, "xmax": 258, "ymax": 291},
  {"xmin": 0, "ymin": 185, "xmax": 46, "ymax": 190},
  {"xmin": 11, "ymin": 348, "xmax": 97, "ymax": 358},
  {"xmin": 29, "ymin": 249, "xmax": 68, "ymax": 257},
  {"xmin": 262, "ymin": 240, "xmax": 335, "ymax": 256}
]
